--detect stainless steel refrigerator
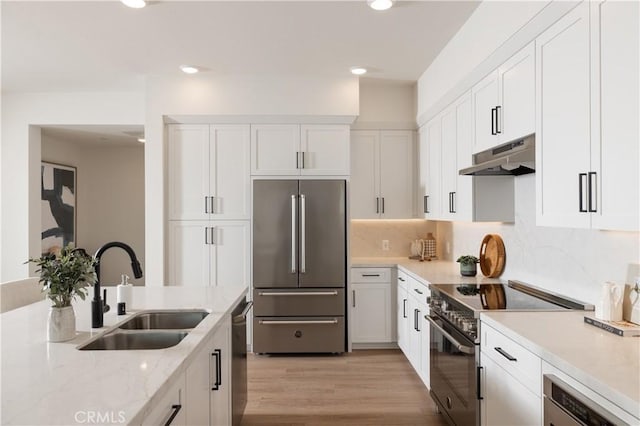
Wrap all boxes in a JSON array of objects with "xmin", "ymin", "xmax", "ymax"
[{"xmin": 252, "ymin": 179, "xmax": 346, "ymax": 353}]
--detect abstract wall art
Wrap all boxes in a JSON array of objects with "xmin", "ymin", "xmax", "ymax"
[{"xmin": 41, "ymin": 162, "xmax": 76, "ymax": 255}]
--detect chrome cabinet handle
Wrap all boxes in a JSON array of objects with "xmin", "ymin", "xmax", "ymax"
[
  {"xmin": 451, "ymin": 192, "xmax": 456, "ymax": 213},
  {"xmin": 205, "ymin": 196, "xmax": 209, "ymax": 213},
  {"xmin": 495, "ymin": 105, "xmax": 502, "ymax": 134},
  {"xmin": 291, "ymin": 194, "xmax": 296, "ymax": 273},
  {"xmin": 494, "ymin": 346, "xmax": 517, "ymax": 362},
  {"xmin": 210, "ymin": 196, "xmax": 215, "ymax": 214},
  {"xmin": 296, "ymin": 152, "xmax": 300, "ymax": 169},
  {"xmin": 300, "ymin": 193, "xmax": 306, "ymax": 273},
  {"xmin": 301, "ymin": 152, "xmax": 306, "ymax": 169},
  {"xmin": 204, "ymin": 227, "xmax": 209, "ymax": 245},
  {"xmin": 381, "ymin": 197, "xmax": 385, "ymax": 214},
  {"xmin": 210, "ymin": 226, "xmax": 215, "ymax": 245},
  {"xmin": 491, "ymin": 107, "xmax": 497, "ymax": 135}
]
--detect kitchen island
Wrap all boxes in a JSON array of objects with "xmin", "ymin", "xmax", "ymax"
[{"xmin": 0, "ymin": 285, "xmax": 247, "ymax": 425}]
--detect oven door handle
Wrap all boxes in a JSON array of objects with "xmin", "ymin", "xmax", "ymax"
[{"xmin": 426, "ymin": 315, "xmax": 475, "ymax": 355}]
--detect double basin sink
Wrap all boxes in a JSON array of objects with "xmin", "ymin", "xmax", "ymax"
[{"xmin": 78, "ymin": 310, "xmax": 209, "ymax": 351}]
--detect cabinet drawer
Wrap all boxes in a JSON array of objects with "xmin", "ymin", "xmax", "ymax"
[
  {"xmin": 351, "ymin": 268, "xmax": 391, "ymax": 283},
  {"xmin": 407, "ymin": 276, "xmax": 429, "ymax": 305},
  {"xmin": 253, "ymin": 316, "xmax": 345, "ymax": 353},
  {"xmin": 253, "ymin": 288, "xmax": 344, "ymax": 316},
  {"xmin": 397, "ymin": 269, "xmax": 409, "ymax": 290},
  {"xmin": 481, "ymin": 323, "xmax": 541, "ymax": 396}
]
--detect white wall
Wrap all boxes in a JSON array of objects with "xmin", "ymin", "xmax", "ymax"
[
  {"xmin": 1, "ymin": 92, "xmax": 145, "ymax": 281},
  {"xmin": 144, "ymin": 74, "xmax": 359, "ymax": 285},
  {"xmin": 437, "ymin": 175, "xmax": 640, "ymax": 305},
  {"xmin": 41, "ymin": 136, "xmax": 145, "ymax": 286},
  {"xmin": 353, "ymin": 79, "xmax": 416, "ymax": 129}
]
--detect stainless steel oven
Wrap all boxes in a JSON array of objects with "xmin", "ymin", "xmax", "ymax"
[{"xmin": 427, "ymin": 312, "xmax": 479, "ymax": 426}]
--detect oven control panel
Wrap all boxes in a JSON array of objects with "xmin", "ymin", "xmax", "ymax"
[{"xmin": 429, "ymin": 294, "xmax": 478, "ymax": 341}]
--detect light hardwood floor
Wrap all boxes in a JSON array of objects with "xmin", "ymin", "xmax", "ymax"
[{"xmin": 241, "ymin": 349, "xmax": 449, "ymax": 426}]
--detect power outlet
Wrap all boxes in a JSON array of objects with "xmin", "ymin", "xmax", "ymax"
[{"xmin": 382, "ymin": 240, "xmax": 390, "ymax": 251}]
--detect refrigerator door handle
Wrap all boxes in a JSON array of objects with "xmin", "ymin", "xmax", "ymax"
[
  {"xmin": 291, "ymin": 194, "xmax": 297, "ymax": 273},
  {"xmin": 300, "ymin": 194, "xmax": 306, "ymax": 274}
]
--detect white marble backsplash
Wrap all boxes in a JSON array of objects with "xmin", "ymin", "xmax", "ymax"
[
  {"xmin": 436, "ymin": 174, "xmax": 640, "ymax": 305},
  {"xmin": 351, "ymin": 219, "xmax": 437, "ymax": 257}
]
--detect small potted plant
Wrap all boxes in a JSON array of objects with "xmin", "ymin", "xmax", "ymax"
[
  {"xmin": 27, "ymin": 245, "xmax": 97, "ymax": 342},
  {"xmin": 456, "ymin": 255, "xmax": 479, "ymax": 277}
]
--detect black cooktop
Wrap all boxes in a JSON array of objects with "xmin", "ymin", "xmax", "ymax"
[{"xmin": 430, "ymin": 280, "xmax": 593, "ymax": 314}]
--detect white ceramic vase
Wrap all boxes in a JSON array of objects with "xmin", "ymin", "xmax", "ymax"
[{"xmin": 48, "ymin": 306, "xmax": 76, "ymax": 342}]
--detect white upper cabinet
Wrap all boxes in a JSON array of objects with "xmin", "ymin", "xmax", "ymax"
[
  {"xmin": 590, "ymin": 0, "xmax": 639, "ymax": 231},
  {"xmin": 536, "ymin": 1, "xmax": 638, "ymax": 231},
  {"xmin": 536, "ymin": 3, "xmax": 591, "ymax": 229},
  {"xmin": 168, "ymin": 124, "xmax": 250, "ymax": 220},
  {"xmin": 251, "ymin": 124, "xmax": 349, "ymax": 176},
  {"xmin": 300, "ymin": 125, "xmax": 350, "ymax": 175},
  {"xmin": 472, "ymin": 42, "xmax": 535, "ymax": 153},
  {"xmin": 350, "ymin": 130, "xmax": 414, "ymax": 219},
  {"xmin": 424, "ymin": 118, "xmax": 442, "ymax": 219}
]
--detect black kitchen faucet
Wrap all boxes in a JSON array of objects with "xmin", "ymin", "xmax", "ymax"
[{"xmin": 92, "ymin": 241, "xmax": 143, "ymax": 328}]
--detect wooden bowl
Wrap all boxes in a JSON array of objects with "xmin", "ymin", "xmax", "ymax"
[{"xmin": 479, "ymin": 234, "xmax": 505, "ymax": 278}]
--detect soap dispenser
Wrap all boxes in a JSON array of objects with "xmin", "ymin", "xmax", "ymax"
[{"xmin": 116, "ymin": 274, "xmax": 133, "ymax": 311}]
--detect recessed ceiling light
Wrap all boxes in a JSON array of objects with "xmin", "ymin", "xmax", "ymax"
[
  {"xmin": 367, "ymin": 0, "xmax": 393, "ymax": 11},
  {"xmin": 180, "ymin": 65, "xmax": 200, "ymax": 74},
  {"xmin": 350, "ymin": 67, "xmax": 367, "ymax": 76},
  {"xmin": 137, "ymin": 138, "xmax": 146, "ymax": 143},
  {"xmin": 121, "ymin": 0, "xmax": 146, "ymax": 9}
]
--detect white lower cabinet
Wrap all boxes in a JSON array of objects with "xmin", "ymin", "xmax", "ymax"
[
  {"xmin": 143, "ymin": 374, "xmax": 186, "ymax": 426},
  {"xmin": 185, "ymin": 316, "xmax": 232, "ymax": 426},
  {"xmin": 480, "ymin": 322, "xmax": 541, "ymax": 426},
  {"xmin": 350, "ymin": 268, "xmax": 394, "ymax": 345},
  {"xmin": 397, "ymin": 269, "xmax": 430, "ymax": 388}
]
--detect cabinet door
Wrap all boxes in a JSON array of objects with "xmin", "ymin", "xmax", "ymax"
[
  {"xmin": 251, "ymin": 124, "xmax": 300, "ymax": 175},
  {"xmin": 396, "ymin": 280, "xmax": 408, "ymax": 353},
  {"xmin": 407, "ymin": 294, "xmax": 422, "ymax": 372},
  {"xmin": 481, "ymin": 354, "xmax": 541, "ymax": 426},
  {"xmin": 143, "ymin": 374, "xmax": 186, "ymax": 426},
  {"xmin": 185, "ymin": 343, "xmax": 211, "ymax": 426},
  {"xmin": 210, "ymin": 125, "xmax": 250, "ymax": 220},
  {"xmin": 168, "ymin": 125, "xmax": 210, "ymax": 220},
  {"xmin": 417, "ymin": 127, "xmax": 429, "ymax": 218},
  {"xmin": 498, "ymin": 42, "xmax": 535, "ymax": 143},
  {"xmin": 210, "ymin": 316, "xmax": 232, "ymax": 426},
  {"xmin": 168, "ymin": 221, "xmax": 211, "ymax": 286},
  {"xmin": 351, "ymin": 283, "xmax": 392, "ymax": 343},
  {"xmin": 379, "ymin": 131, "xmax": 414, "ymax": 219},
  {"xmin": 536, "ymin": 2, "xmax": 591, "ymax": 229},
  {"xmin": 591, "ymin": 0, "xmax": 640, "ymax": 231},
  {"xmin": 300, "ymin": 125, "xmax": 350, "ymax": 175},
  {"xmin": 211, "ymin": 221, "xmax": 250, "ymax": 288},
  {"xmin": 440, "ymin": 107, "xmax": 457, "ymax": 221},
  {"xmin": 350, "ymin": 131, "xmax": 380, "ymax": 219},
  {"xmin": 455, "ymin": 93, "xmax": 474, "ymax": 222},
  {"xmin": 425, "ymin": 118, "xmax": 442, "ymax": 220},
  {"xmin": 472, "ymin": 70, "xmax": 499, "ymax": 153},
  {"xmin": 419, "ymin": 306, "xmax": 430, "ymax": 388}
]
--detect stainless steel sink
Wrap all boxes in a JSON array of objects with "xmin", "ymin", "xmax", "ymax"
[
  {"xmin": 78, "ymin": 331, "xmax": 188, "ymax": 351},
  {"xmin": 78, "ymin": 309, "xmax": 209, "ymax": 351},
  {"xmin": 118, "ymin": 310, "xmax": 209, "ymax": 330}
]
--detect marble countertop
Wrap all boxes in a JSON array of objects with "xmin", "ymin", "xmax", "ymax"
[
  {"xmin": 352, "ymin": 257, "xmax": 502, "ymax": 285},
  {"xmin": 481, "ymin": 311, "xmax": 640, "ymax": 420},
  {"xmin": 0, "ymin": 285, "xmax": 247, "ymax": 425}
]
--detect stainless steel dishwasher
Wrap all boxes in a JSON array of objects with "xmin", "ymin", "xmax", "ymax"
[
  {"xmin": 232, "ymin": 298, "xmax": 252, "ymax": 426},
  {"xmin": 543, "ymin": 374, "xmax": 629, "ymax": 425}
]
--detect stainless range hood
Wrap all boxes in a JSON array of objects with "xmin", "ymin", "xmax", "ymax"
[{"xmin": 459, "ymin": 134, "xmax": 535, "ymax": 176}]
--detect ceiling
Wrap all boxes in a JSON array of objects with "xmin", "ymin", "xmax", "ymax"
[
  {"xmin": 41, "ymin": 125, "xmax": 145, "ymax": 147},
  {"xmin": 1, "ymin": 0, "xmax": 479, "ymax": 93}
]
